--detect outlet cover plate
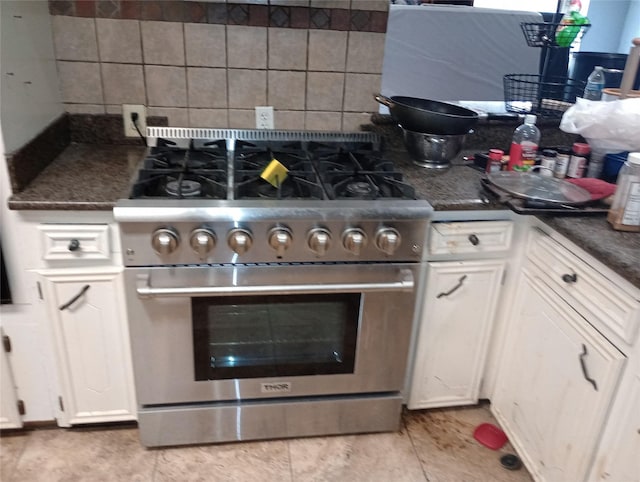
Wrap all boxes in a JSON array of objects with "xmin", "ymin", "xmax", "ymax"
[
  {"xmin": 255, "ymin": 106, "xmax": 274, "ymax": 129},
  {"xmin": 123, "ymin": 104, "xmax": 147, "ymax": 138}
]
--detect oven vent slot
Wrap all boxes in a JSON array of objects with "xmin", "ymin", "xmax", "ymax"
[{"xmin": 146, "ymin": 127, "xmax": 380, "ymax": 149}]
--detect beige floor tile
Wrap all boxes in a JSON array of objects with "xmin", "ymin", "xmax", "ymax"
[
  {"xmin": 1, "ymin": 431, "xmax": 30, "ymax": 481},
  {"xmin": 405, "ymin": 405, "xmax": 533, "ymax": 482},
  {"xmin": 154, "ymin": 439, "xmax": 292, "ymax": 482},
  {"xmin": 10, "ymin": 426, "xmax": 156, "ymax": 482},
  {"xmin": 288, "ymin": 430, "xmax": 427, "ymax": 482}
]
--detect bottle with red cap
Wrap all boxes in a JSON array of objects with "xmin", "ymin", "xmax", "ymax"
[
  {"xmin": 566, "ymin": 142, "xmax": 591, "ymax": 179},
  {"xmin": 508, "ymin": 115, "xmax": 540, "ymax": 172},
  {"xmin": 486, "ymin": 149, "xmax": 504, "ymax": 173}
]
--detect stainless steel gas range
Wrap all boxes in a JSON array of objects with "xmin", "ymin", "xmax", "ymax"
[{"xmin": 114, "ymin": 128, "xmax": 432, "ymax": 447}]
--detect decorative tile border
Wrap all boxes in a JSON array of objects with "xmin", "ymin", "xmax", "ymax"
[{"xmin": 49, "ymin": 1, "xmax": 388, "ymax": 32}]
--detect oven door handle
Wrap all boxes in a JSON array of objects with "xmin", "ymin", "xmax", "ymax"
[{"xmin": 135, "ymin": 270, "xmax": 414, "ymax": 298}]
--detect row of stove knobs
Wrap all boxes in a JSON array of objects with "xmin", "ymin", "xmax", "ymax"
[{"xmin": 151, "ymin": 226, "xmax": 401, "ymax": 257}]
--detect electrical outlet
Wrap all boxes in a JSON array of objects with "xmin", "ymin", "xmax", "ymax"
[
  {"xmin": 123, "ymin": 104, "xmax": 147, "ymax": 138},
  {"xmin": 255, "ymin": 106, "xmax": 274, "ymax": 129}
]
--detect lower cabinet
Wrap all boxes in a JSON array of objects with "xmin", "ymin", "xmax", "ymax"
[
  {"xmin": 408, "ymin": 260, "xmax": 505, "ymax": 409},
  {"xmin": 38, "ymin": 268, "xmax": 136, "ymax": 426},
  {"xmin": 0, "ymin": 327, "xmax": 23, "ymax": 429},
  {"xmin": 589, "ymin": 357, "xmax": 640, "ymax": 482},
  {"xmin": 493, "ymin": 267, "xmax": 625, "ymax": 482}
]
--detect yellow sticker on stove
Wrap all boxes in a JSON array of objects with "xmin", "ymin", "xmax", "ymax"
[{"xmin": 260, "ymin": 158, "xmax": 289, "ymax": 188}]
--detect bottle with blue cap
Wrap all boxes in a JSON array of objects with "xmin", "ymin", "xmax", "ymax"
[{"xmin": 583, "ymin": 66, "xmax": 605, "ymax": 101}]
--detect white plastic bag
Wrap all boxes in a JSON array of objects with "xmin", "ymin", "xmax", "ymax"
[{"xmin": 560, "ymin": 97, "xmax": 640, "ymax": 152}]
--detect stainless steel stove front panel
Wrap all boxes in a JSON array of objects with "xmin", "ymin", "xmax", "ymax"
[
  {"xmin": 137, "ymin": 394, "xmax": 402, "ymax": 447},
  {"xmin": 115, "ymin": 200, "xmax": 432, "ymax": 265}
]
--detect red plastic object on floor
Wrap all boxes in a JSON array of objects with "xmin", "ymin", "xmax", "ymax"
[{"xmin": 473, "ymin": 423, "xmax": 508, "ymax": 450}]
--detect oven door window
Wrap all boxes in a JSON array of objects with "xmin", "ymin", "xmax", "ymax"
[{"xmin": 192, "ymin": 293, "xmax": 359, "ymax": 380}]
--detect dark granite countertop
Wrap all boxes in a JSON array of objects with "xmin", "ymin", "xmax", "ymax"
[
  {"xmin": 6, "ymin": 116, "xmax": 638, "ymax": 289},
  {"xmin": 8, "ymin": 143, "xmax": 146, "ymax": 211}
]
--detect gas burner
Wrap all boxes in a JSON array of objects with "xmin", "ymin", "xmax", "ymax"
[
  {"xmin": 344, "ymin": 180, "xmax": 378, "ymax": 198},
  {"xmin": 257, "ymin": 182, "xmax": 295, "ymax": 199},
  {"xmin": 166, "ymin": 178, "xmax": 202, "ymax": 198},
  {"xmin": 235, "ymin": 173, "xmax": 323, "ymax": 200},
  {"xmin": 128, "ymin": 131, "xmax": 416, "ymax": 201}
]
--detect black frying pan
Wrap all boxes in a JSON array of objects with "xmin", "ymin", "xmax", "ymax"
[{"xmin": 375, "ymin": 94, "xmax": 519, "ymax": 135}]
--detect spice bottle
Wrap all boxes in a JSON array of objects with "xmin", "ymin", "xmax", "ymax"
[
  {"xmin": 486, "ymin": 149, "xmax": 504, "ymax": 173},
  {"xmin": 508, "ymin": 115, "xmax": 540, "ymax": 172},
  {"xmin": 607, "ymin": 152, "xmax": 640, "ymax": 232},
  {"xmin": 540, "ymin": 149, "xmax": 557, "ymax": 177},
  {"xmin": 553, "ymin": 147, "xmax": 572, "ymax": 179},
  {"xmin": 566, "ymin": 142, "xmax": 591, "ymax": 179}
]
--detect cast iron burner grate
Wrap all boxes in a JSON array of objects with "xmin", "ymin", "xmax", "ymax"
[
  {"xmin": 130, "ymin": 170, "xmax": 227, "ymax": 199},
  {"xmin": 128, "ymin": 135, "xmax": 415, "ymax": 201},
  {"xmin": 317, "ymin": 150, "xmax": 416, "ymax": 200},
  {"xmin": 130, "ymin": 138, "xmax": 228, "ymax": 199}
]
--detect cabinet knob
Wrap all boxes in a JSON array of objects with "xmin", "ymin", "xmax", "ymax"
[
  {"xmin": 562, "ymin": 273, "xmax": 578, "ymax": 283},
  {"xmin": 68, "ymin": 239, "xmax": 80, "ymax": 251},
  {"xmin": 468, "ymin": 234, "xmax": 480, "ymax": 246}
]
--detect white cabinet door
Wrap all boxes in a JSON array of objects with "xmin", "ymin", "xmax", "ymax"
[
  {"xmin": 39, "ymin": 269, "xmax": 136, "ymax": 426},
  {"xmin": 589, "ymin": 359, "xmax": 640, "ymax": 482},
  {"xmin": 493, "ymin": 268, "xmax": 625, "ymax": 482},
  {"xmin": 0, "ymin": 328, "xmax": 23, "ymax": 429},
  {"xmin": 408, "ymin": 260, "xmax": 505, "ymax": 409}
]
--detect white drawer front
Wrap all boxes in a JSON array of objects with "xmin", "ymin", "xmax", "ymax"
[
  {"xmin": 429, "ymin": 221, "xmax": 513, "ymax": 255},
  {"xmin": 527, "ymin": 230, "xmax": 640, "ymax": 345},
  {"xmin": 39, "ymin": 225, "xmax": 111, "ymax": 262}
]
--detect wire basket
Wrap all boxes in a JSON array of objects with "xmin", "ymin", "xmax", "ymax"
[
  {"xmin": 504, "ymin": 74, "xmax": 586, "ymax": 119},
  {"xmin": 520, "ymin": 22, "xmax": 590, "ymax": 48}
]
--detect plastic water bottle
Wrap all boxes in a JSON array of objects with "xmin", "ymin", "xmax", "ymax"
[
  {"xmin": 583, "ymin": 66, "xmax": 605, "ymax": 100},
  {"xmin": 508, "ymin": 114, "xmax": 541, "ymax": 172}
]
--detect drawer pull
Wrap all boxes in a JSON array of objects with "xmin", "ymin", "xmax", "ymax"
[
  {"xmin": 68, "ymin": 239, "xmax": 80, "ymax": 251},
  {"xmin": 579, "ymin": 344, "xmax": 598, "ymax": 391},
  {"xmin": 468, "ymin": 234, "xmax": 480, "ymax": 246},
  {"xmin": 562, "ymin": 273, "xmax": 578, "ymax": 283},
  {"xmin": 59, "ymin": 285, "xmax": 90, "ymax": 311},
  {"xmin": 437, "ymin": 275, "xmax": 467, "ymax": 298}
]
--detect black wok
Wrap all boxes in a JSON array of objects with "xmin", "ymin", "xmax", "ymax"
[{"xmin": 374, "ymin": 94, "xmax": 519, "ymax": 135}]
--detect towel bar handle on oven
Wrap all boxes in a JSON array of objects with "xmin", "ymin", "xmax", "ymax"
[{"xmin": 135, "ymin": 270, "xmax": 415, "ymax": 298}]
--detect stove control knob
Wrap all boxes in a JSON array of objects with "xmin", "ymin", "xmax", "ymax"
[
  {"xmin": 342, "ymin": 228, "xmax": 367, "ymax": 256},
  {"xmin": 151, "ymin": 228, "xmax": 180, "ymax": 255},
  {"xmin": 268, "ymin": 226, "xmax": 293, "ymax": 258},
  {"xmin": 227, "ymin": 228, "xmax": 253, "ymax": 255},
  {"xmin": 307, "ymin": 228, "xmax": 331, "ymax": 257},
  {"xmin": 190, "ymin": 228, "xmax": 216, "ymax": 258},
  {"xmin": 375, "ymin": 227, "xmax": 402, "ymax": 255}
]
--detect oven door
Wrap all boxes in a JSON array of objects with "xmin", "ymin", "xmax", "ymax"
[{"xmin": 124, "ymin": 263, "xmax": 419, "ymax": 406}]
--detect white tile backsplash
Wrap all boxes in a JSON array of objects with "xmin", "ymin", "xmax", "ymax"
[
  {"xmin": 96, "ymin": 19, "xmax": 142, "ymax": 64},
  {"xmin": 52, "ymin": 16, "xmax": 98, "ymax": 61},
  {"xmin": 55, "ymin": 9, "xmax": 387, "ymax": 130},
  {"xmin": 185, "ymin": 23, "xmax": 226, "ymax": 67},
  {"xmin": 145, "ymin": 65, "xmax": 187, "ymax": 107},
  {"xmin": 187, "ymin": 68, "xmax": 228, "ymax": 108},
  {"xmin": 141, "ymin": 21, "xmax": 185, "ymax": 65},
  {"xmin": 101, "ymin": 63, "xmax": 146, "ymax": 104},
  {"xmin": 57, "ymin": 61, "xmax": 103, "ymax": 104}
]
